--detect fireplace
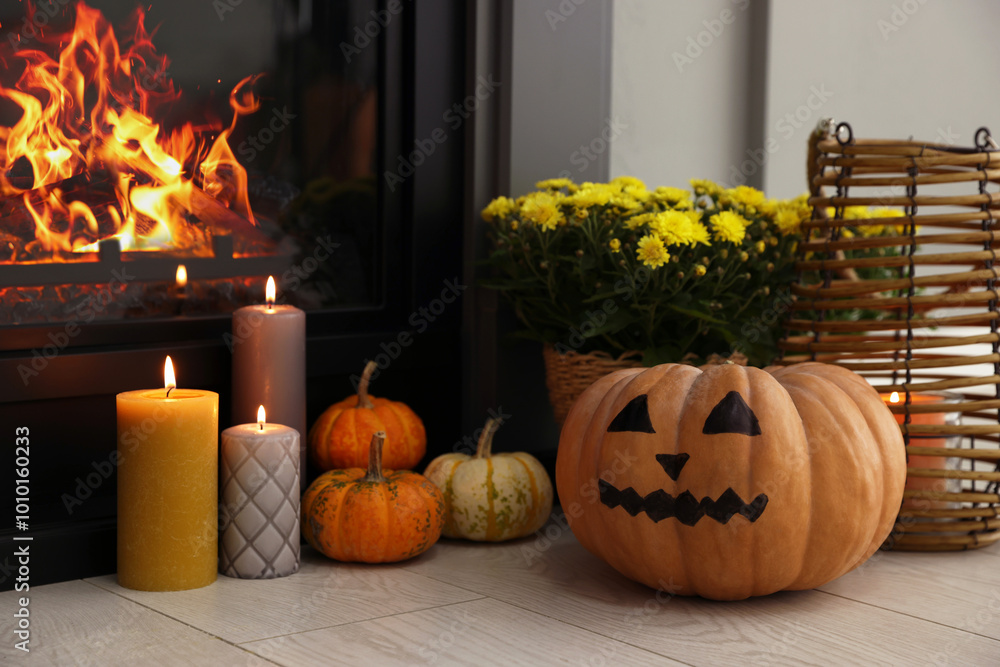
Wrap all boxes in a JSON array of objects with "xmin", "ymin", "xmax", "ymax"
[{"xmin": 0, "ymin": 0, "xmax": 468, "ymax": 587}]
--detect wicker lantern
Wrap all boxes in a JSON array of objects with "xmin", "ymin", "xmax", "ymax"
[{"xmin": 780, "ymin": 120, "xmax": 1000, "ymax": 551}]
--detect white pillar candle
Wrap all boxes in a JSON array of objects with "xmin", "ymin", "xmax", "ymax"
[
  {"xmin": 231, "ymin": 276, "xmax": 306, "ymax": 490},
  {"xmin": 219, "ymin": 406, "xmax": 300, "ymax": 579}
]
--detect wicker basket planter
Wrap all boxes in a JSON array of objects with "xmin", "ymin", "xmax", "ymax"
[
  {"xmin": 780, "ymin": 121, "xmax": 1000, "ymax": 551},
  {"xmin": 542, "ymin": 345, "xmax": 642, "ymax": 427}
]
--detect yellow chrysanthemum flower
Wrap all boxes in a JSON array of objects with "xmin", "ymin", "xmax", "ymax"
[
  {"xmin": 759, "ymin": 198, "xmax": 779, "ymax": 217},
  {"xmin": 566, "ymin": 184, "xmax": 613, "ymax": 208},
  {"xmin": 535, "ymin": 178, "xmax": 575, "ymax": 191},
  {"xmin": 520, "ymin": 192, "xmax": 564, "ymax": 231},
  {"xmin": 622, "ymin": 184, "xmax": 652, "ymax": 202},
  {"xmin": 858, "ymin": 223, "xmax": 885, "ymax": 237},
  {"xmin": 694, "ymin": 264, "xmax": 707, "ymax": 277},
  {"xmin": 724, "ymin": 185, "xmax": 766, "ymax": 209},
  {"xmin": 864, "ymin": 207, "xmax": 914, "ymax": 235},
  {"xmin": 870, "ymin": 208, "xmax": 904, "ymax": 218},
  {"xmin": 651, "ymin": 186, "xmax": 691, "ymax": 207},
  {"xmin": 709, "ymin": 211, "xmax": 748, "ymax": 244},
  {"xmin": 690, "ymin": 179, "xmax": 723, "ymax": 197},
  {"xmin": 842, "ymin": 206, "xmax": 870, "ymax": 220},
  {"xmin": 648, "ymin": 210, "xmax": 710, "ymax": 247},
  {"xmin": 624, "ymin": 212, "xmax": 655, "ymax": 231},
  {"xmin": 481, "ymin": 196, "xmax": 516, "ymax": 222},
  {"xmin": 609, "ymin": 193, "xmax": 643, "ymax": 211},
  {"xmin": 636, "ymin": 234, "xmax": 670, "ymax": 269},
  {"xmin": 774, "ymin": 208, "xmax": 801, "ymax": 236},
  {"xmin": 608, "ymin": 238, "xmax": 621, "ymax": 253},
  {"xmin": 611, "ymin": 175, "xmax": 646, "ymax": 190}
]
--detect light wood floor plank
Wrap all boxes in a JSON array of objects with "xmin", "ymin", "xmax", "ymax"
[
  {"xmin": 241, "ymin": 597, "xmax": 684, "ymax": 667},
  {"xmin": 0, "ymin": 580, "xmax": 262, "ymax": 666},
  {"xmin": 406, "ymin": 524, "xmax": 1000, "ymax": 665},
  {"xmin": 85, "ymin": 550, "xmax": 480, "ymax": 644},
  {"xmin": 819, "ymin": 546, "xmax": 1000, "ymax": 640}
]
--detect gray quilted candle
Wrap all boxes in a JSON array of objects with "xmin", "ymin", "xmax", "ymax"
[{"xmin": 220, "ymin": 413, "xmax": 300, "ymax": 579}]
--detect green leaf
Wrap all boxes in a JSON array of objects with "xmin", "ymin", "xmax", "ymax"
[{"xmin": 665, "ymin": 303, "xmax": 727, "ymax": 325}]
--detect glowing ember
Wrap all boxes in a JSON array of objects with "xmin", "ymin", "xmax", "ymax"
[{"xmin": 0, "ymin": 2, "xmax": 260, "ymax": 260}]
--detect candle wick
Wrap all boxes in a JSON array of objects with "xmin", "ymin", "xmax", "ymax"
[
  {"xmin": 259, "ymin": 422, "xmax": 263, "ymax": 431},
  {"xmin": 166, "ymin": 386, "xmax": 175, "ymax": 398}
]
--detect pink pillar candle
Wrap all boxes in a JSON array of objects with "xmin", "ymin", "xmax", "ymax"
[{"xmin": 231, "ymin": 278, "xmax": 306, "ymax": 490}]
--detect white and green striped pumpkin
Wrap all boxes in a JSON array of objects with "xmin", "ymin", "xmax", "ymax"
[{"xmin": 423, "ymin": 419, "xmax": 553, "ymax": 541}]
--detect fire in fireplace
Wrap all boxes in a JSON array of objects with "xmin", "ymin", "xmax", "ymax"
[{"xmin": 0, "ymin": 1, "xmax": 374, "ymax": 324}]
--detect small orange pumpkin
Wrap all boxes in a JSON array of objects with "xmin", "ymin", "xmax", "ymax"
[
  {"xmin": 309, "ymin": 361, "xmax": 426, "ymax": 470},
  {"xmin": 302, "ymin": 431, "xmax": 445, "ymax": 563}
]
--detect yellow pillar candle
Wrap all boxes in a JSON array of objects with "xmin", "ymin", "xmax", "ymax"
[{"xmin": 117, "ymin": 356, "xmax": 219, "ymax": 591}]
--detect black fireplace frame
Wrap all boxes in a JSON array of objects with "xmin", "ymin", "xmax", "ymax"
[{"xmin": 0, "ymin": 0, "xmax": 468, "ymax": 588}]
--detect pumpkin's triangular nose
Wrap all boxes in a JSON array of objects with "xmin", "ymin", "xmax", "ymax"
[
  {"xmin": 703, "ymin": 391, "xmax": 761, "ymax": 436},
  {"xmin": 655, "ymin": 453, "xmax": 689, "ymax": 481}
]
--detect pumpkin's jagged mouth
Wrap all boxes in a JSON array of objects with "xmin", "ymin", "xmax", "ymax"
[{"xmin": 598, "ymin": 479, "xmax": 768, "ymax": 526}]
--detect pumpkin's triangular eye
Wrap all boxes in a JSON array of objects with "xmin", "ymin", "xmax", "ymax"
[
  {"xmin": 703, "ymin": 391, "xmax": 761, "ymax": 436},
  {"xmin": 608, "ymin": 394, "xmax": 655, "ymax": 433}
]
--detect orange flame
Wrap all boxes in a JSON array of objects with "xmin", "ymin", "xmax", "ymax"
[{"xmin": 0, "ymin": 2, "xmax": 259, "ymax": 259}]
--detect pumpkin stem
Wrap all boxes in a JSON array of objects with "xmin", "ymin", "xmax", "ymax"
[
  {"xmin": 364, "ymin": 431, "xmax": 387, "ymax": 482},
  {"xmin": 357, "ymin": 360, "xmax": 377, "ymax": 409},
  {"xmin": 474, "ymin": 418, "xmax": 500, "ymax": 459}
]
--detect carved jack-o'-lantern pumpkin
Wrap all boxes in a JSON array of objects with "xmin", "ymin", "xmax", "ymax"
[{"xmin": 556, "ymin": 361, "xmax": 905, "ymax": 600}]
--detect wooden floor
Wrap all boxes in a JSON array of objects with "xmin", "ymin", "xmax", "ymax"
[{"xmin": 3, "ymin": 515, "xmax": 1000, "ymax": 666}]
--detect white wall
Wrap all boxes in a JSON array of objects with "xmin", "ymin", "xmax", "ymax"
[
  {"xmin": 611, "ymin": 0, "xmax": 1000, "ymax": 198},
  {"xmin": 610, "ymin": 0, "xmax": 757, "ymax": 189},
  {"xmin": 764, "ymin": 0, "xmax": 1000, "ymax": 198}
]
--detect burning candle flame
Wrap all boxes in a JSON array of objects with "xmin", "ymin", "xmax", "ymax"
[
  {"xmin": 175, "ymin": 264, "xmax": 187, "ymax": 288},
  {"xmin": 889, "ymin": 391, "xmax": 899, "ymax": 404},
  {"xmin": 164, "ymin": 355, "xmax": 176, "ymax": 397},
  {"xmin": 257, "ymin": 405, "xmax": 266, "ymax": 430},
  {"xmin": 266, "ymin": 276, "xmax": 275, "ymax": 310}
]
